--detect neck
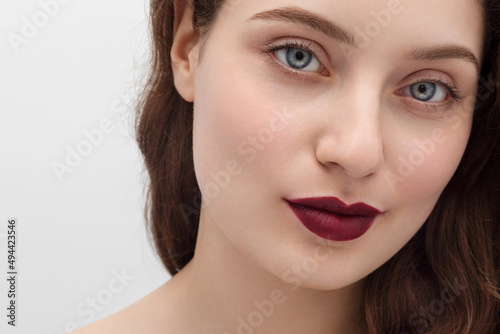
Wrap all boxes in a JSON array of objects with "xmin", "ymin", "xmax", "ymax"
[{"xmin": 166, "ymin": 204, "xmax": 366, "ymax": 334}]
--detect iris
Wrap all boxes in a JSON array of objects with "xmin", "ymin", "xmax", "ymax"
[
  {"xmin": 286, "ymin": 48, "xmax": 313, "ymax": 69},
  {"xmin": 410, "ymin": 82, "xmax": 437, "ymax": 101}
]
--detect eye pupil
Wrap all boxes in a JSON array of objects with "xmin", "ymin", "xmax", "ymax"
[
  {"xmin": 418, "ymin": 85, "xmax": 427, "ymax": 93},
  {"xmin": 296, "ymin": 51, "xmax": 304, "ymax": 61}
]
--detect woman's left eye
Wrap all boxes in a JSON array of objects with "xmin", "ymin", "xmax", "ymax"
[
  {"xmin": 274, "ymin": 47, "xmax": 322, "ymax": 72},
  {"xmin": 403, "ymin": 82, "xmax": 447, "ymax": 103}
]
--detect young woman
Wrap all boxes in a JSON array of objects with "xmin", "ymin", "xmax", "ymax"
[{"xmin": 78, "ymin": 0, "xmax": 500, "ymax": 333}]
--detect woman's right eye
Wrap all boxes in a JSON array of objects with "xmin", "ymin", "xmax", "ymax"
[{"xmin": 274, "ymin": 46, "xmax": 322, "ymax": 72}]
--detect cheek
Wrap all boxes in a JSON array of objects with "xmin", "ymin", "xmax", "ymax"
[
  {"xmin": 364, "ymin": 120, "xmax": 472, "ymax": 269},
  {"xmin": 192, "ymin": 61, "xmax": 294, "ymax": 198},
  {"xmin": 388, "ymin": 121, "xmax": 471, "ymax": 210}
]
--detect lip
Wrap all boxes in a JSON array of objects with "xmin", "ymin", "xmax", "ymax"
[{"xmin": 285, "ymin": 197, "xmax": 382, "ymax": 241}]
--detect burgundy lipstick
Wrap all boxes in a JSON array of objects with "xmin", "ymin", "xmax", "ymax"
[{"xmin": 285, "ymin": 197, "xmax": 381, "ymax": 241}]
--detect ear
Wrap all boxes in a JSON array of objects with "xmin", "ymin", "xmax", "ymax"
[{"xmin": 171, "ymin": 0, "xmax": 200, "ymax": 103}]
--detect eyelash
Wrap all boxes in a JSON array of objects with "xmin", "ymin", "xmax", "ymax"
[{"xmin": 263, "ymin": 39, "xmax": 465, "ymax": 112}]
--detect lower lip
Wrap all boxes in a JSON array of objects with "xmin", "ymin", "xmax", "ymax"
[{"xmin": 286, "ymin": 201, "xmax": 377, "ymax": 241}]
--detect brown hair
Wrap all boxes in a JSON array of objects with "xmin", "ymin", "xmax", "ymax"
[{"xmin": 135, "ymin": 0, "xmax": 500, "ymax": 332}]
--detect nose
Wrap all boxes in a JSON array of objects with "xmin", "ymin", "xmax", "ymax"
[{"xmin": 315, "ymin": 84, "xmax": 385, "ymax": 178}]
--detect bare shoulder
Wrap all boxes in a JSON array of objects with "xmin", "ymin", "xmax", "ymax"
[{"xmin": 69, "ymin": 282, "xmax": 175, "ymax": 334}]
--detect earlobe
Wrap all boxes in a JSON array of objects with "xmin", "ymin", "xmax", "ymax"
[{"xmin": 171, "ymin": 2, "xmax": 200, "ymax": 103}]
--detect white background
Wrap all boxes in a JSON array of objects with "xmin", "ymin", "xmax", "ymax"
[{"xmin": 0, "ymin": 1, "xmax": 170, "ymax": 333}]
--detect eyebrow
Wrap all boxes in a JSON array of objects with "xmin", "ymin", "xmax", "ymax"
[
  {"xmin": 247, "ymin": 6, "xmax": 356, "ymax": 46},
  {"xmin": 408, "ymin": 45, "xmax": 480, "ymax": 72},
  {"xmin": 248, "ymin": 6, "xmax": 480, "ymax": 72}
]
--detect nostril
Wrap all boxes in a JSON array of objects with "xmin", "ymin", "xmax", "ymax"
[{"xmin": 316, "ymin": 141, "xmax": 384, "ymax": 178}]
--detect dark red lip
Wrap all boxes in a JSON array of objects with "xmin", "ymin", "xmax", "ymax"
[{"xmin": 285, "ymin": 197, "xmax": 381, "ymax": 241}]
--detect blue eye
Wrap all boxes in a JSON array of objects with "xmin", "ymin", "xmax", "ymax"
[
  {"xmin": 404, "ymin": 81, "xmax": 447, "ymax": 103},
  {"xmin": 284, "ymin": 48, "xmax": 312, "ymax": 69},
  {"xmin": 275, "ymin": 47, "xmax": 322, "ymax": 72}
]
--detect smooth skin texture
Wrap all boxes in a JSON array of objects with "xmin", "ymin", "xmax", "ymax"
[{"xmin": 77, "ymin": 0, "xmax": 484, "ymax": 333}]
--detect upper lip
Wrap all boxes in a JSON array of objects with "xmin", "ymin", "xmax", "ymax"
[{"xmin": 285, "ymin": 197, "xmax": 381, "ymax": 216}]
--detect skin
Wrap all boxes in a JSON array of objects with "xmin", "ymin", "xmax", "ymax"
[{"xmin": 76, "ymin": 0, "xmax": 484, "ymax": 333}]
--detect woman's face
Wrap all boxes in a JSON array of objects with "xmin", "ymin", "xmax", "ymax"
[{"xmin": 187, "ymin": 0, "xmax": 484, "ymax": 289}]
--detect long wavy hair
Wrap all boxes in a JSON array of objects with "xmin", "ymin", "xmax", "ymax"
[{"xmin": 135, "ymin": 0, "xmax": 500, "ymax": 332}]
